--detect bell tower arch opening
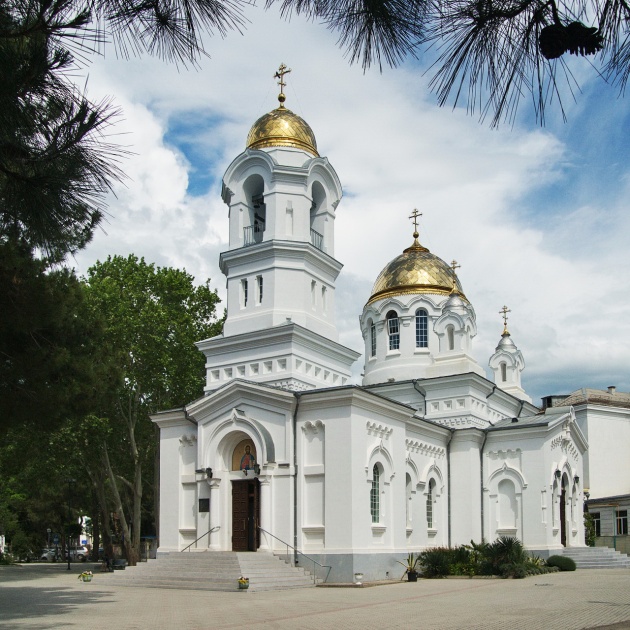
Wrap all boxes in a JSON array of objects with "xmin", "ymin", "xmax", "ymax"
[{"xmin": 242, "ymin": 173, "xmax": 266, "ymax": 246}]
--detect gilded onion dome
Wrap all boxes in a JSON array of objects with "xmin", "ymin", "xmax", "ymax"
[
  {"xmin": 247, "ymin": 106, "xmax": 319, "ymax": 156},
  {"xmin": 246, "ymin": 64, "xmax": 318, "ymax": 156},
  {"xmin": 367, "ymin": 238, "xmax": 467, "ymax": 306}
]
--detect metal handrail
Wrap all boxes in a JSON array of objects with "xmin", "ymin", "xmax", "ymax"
[
  {"xmin": 258, "ymin": 526, "xmax": 331, "ymax": 584},
  {"xmin": 181, "ymin": 526, "xmax": 220, "ymax": 552}
]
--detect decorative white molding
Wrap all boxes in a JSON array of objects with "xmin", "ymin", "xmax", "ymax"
[
  {"xmin": 431, "ymin": 415, "xmax": 488, "ymax": 429},
  {"xmin": 179, "ymin": 434, "xmax": 197, "ymax": 446},
  {"xmin": 550, "ymin": 435, "xmax": 579, "ymax": 462},
  {"xmin": 405, "ymin": 439, "xmax": 445, "ymax": 458},
  {"xmin": 366, "ymin": 421, "xmax": 393, "ymax": 439},
  {"xmin": 302, "ymin": 420, "xmax": 325, "ymax": 434}
]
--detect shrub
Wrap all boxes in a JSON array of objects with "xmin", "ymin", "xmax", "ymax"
[
  {"xmin": 418, "ymin": 547, "xmax": 452, "ymax": 578},
  {"xmin": 546, "ymin": 555, "xmax": 577, "ymax": 571}
]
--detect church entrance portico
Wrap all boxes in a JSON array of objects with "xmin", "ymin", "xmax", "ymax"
[{"xmin": 231, "ymin": 479, "xmax": 260, "ymax": 551}]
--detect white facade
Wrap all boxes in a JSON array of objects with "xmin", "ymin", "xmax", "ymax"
[{"xmin": 153, "ymin": 90, "xmax": 590, "ymax": 582}]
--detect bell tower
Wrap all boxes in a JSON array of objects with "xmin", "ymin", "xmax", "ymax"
[
  {"xmin": 488, "ymin": 306, "xmax": 531, "ymax": 402},
  {"xmin": 198, "ymin": 65, "xmax": 360, "ymax": 392}
]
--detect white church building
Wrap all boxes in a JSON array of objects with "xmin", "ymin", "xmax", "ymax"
[{"xmin": 152, "ymin": 69, "xmax": 589, "ymax": 582}]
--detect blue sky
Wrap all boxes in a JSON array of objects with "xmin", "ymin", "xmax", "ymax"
[{"xmin": 72, "ymin": 4, "xmax": 630, "ymax": 405}]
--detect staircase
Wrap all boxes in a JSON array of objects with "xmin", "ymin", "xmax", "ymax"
[
  {"xmin": 105, "ymin": 551, "xmax": 318, "ymax": 592},
  {"xmin": 560, "ymin": 546, "xmax": 630, "ymax": 569}
]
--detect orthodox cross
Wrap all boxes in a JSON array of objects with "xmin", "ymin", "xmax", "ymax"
[
  {"xmin": 500, "ymin": 305, "xmax": 511, "ymax": 334},
  {"xmin": 450, "ymin": 260, "xmax": 460, "ymax": 291},
  {"xmin": 409, "ymin": 209, "xmax": 422, "ymax": 239},
  {"xmin": 274, "ymin": 63, "xmax": 291, "ymax": 95}
]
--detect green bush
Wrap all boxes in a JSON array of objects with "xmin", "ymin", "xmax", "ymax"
[
  {"xmin": 418, "ymin": 547, "xmax": 452, "ymax": 577},
  {"xmin": 546, "ymin": 555, "xmax": 577, "ymax": 571}
]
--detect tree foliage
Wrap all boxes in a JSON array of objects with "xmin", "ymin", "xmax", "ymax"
[
  {"xmin": 83, "ymin": 255, "xmax": 223, "ymax": 563},
  {"xmin": 268, "ymin": 0, "xmax": 630, "ymax": 124},
  {"xmin": 0, "ymin": 241, "xmax": 116, "ymax": 435}
]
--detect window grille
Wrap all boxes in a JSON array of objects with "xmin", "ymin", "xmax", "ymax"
[
  {"xmin": 370, "ymin": 465, "xmax": 380, "ymax": 523},
  {"xmin": 415, "ymin": 309, "xmax": 428, "ymax": 347},
  {"xmin": 387, "ymin": 311, "xmax": 400, "ymax": 350},
  {"xmin": 426, "ymin": 479, "xmax": 435, "ymax": 528},
  {"xmin": 370, "ymin": 320, "xmax": 376, "ymax": 357},
  {"xmin": 241, "ymin": 279, "xmax": 248, "ymax": 307},
  {"xmin": 257, "ymin": 275, "xmax": 263, "ymax": 303}
]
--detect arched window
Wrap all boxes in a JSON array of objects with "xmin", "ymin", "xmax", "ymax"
[
  {"xmin": 386, "ymin": 311, "xmax": 400, "ymax": 351},
  {"xmin": 500, "ymin": 361, "xmax": 507, "ymax": 382},
  {"xmin": 426, "ymin": 479, "xmax": 436, "ymax": 528},
  {"xmin": 369, "ymin": 319, "xmax": 376, "ymax": 357},
  {"xmin": 415, "ymin": 309, "xmax": 428, "ymax": 348},
  {"xmin": 446, "ymin": 325, "xmax": 455, "ymax": 351},
  {"xmin": 371, "ymin": 464, "xmax": 381, "ymax": 523},
  {"xmin": 406, "ymin": 473, "xmax": 412, "ymax": 527},
  {"xmin": 498, "ymin": 479, "xmax": 517, "ymax": 528}
]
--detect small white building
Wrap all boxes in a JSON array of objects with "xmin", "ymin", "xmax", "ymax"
[{"xmin": 153, "ymin": 75, "xmax": 588, "ymax": 582}]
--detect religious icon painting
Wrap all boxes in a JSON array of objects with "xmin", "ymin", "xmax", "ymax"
[{"xmin": 232, "ymin": 439, "xmax": 257, "ymax": 471}]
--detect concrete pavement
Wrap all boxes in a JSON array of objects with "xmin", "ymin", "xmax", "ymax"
[{"xmin": 1, "ymin": 562, "xmax": 629, "ymax": 630}]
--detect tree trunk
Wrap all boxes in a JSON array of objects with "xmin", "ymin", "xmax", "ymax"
[{"xmin": 102, "ymin": 443, "xmax": 139, "ymax": 565}]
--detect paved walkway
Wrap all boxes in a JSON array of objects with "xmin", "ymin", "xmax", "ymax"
[{"xmin": 1, "ymin": 563, "xmax": 629, "ymax": 630}]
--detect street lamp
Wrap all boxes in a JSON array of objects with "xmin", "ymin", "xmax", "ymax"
[{"xmin": 66, "ymin": 478, "xmax": 76, "ymax": 571}]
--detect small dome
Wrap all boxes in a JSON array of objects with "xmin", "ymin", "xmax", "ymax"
[
  {"xmin": 367, "ymin": 240, "xmax": 466, "ymax": 306},
  {"xmin": 444, "ymin": 292, "xmax": 467, "ymax": 312},
  {"xmin": 246, "ymin": 106, "xmax": 319, "ymax": 156},
  {"xmin": 497, "ymin": 332, "xmax": 516, "ymax": 350}
]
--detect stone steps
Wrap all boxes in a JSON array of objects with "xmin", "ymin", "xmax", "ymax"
[
  {"xmin": 559, "ymin": 546, "xmax": 630, "ymax": 569},
  {"xmin": 104, "ymin": 551, "xmax": 318, "ymax": 591}
]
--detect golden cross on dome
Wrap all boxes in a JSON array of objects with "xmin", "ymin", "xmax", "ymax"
[
  {"xmin": 274, "ymin": 63, "xmax": 292, "ymax": 106},
  {"xmin": 409, "ymin": 209, "xmax": 422, "ymax": 239},
  {"xmin": 499, "ymin": 305, "xmax": 511, "ymax": 334},
  {"xmin": 449, "ymin": 260, "xmax": 460, "ymax": 291}
]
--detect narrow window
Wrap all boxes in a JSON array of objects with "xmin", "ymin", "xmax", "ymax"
[
  {"xmin": 241, "ymin": 279, "xmax": 248, "ymax": 307},
  {"xmin": 616, "ymin": 510, "xmax": 628, "ymax": 535},
  {"xmin": 500, "ymin": 361, "xmax": 507, "ymax": 382},
  {"xmin": 387, "ymin": 311, "xmax": 400, "ymax": 351},
  {"xmin": 446, "ymin": 325, "xmax": 455, "ymax": 351},
  {"xmin": 369, "ymin": 319, "xmax": 376, "ymax": 357},
  {"xmin": 370, "ymin": 465, "xmax": 380, "ymax": 523},
  {"xmin": 311, "ymin": 280, "xmax": 316, "ymax": 308},
  {"xmin": 415, "ymin": 309, "xmax": 428, "ymax": 348},
  {"xmin": 257, "ymin": 275, "xmax": 263, "ymax": 304},
  {"xmin": 591, "ymin": 512, "xmax": 601, "ymax": 537},
  {"xmin": 321, "ymin": 286, "xmax": 327, "ymax": 313},
  {"xmin": 406, "ymin": 474, "xmax": 412, "ymax": 527},
  {"xmin": 426, "ymin": 479, "xmax": 435, "ymax": 528}
]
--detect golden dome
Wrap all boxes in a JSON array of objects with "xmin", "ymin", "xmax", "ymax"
[
  {"xmin": 367, "ymin": 239, "xmax": 467, "ymax": 305},
  {"xmin": 246, "ymin": 105, "xmax": 319, "ymax": 156}
]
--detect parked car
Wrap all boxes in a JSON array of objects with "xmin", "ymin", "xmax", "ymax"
[
  {"xmin": 67, "ymin": 546, "xmax": 90, "ymax": 561},
  {"xmin": 40, "ymin": 548, "xmax": 61, "ymax": 562}
]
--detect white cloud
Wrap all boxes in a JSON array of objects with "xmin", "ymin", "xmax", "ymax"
[{"xmin": 71, "ymin": 5, "xmax": 630, "ymax": 404}]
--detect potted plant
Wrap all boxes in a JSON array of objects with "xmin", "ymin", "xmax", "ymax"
[
  {"xmin": 238, "ymin": 576, "xmax": 249, "ymax": 590},
  {"xmin": 78, "ymin": 570, "xmax": 93, "ymax": 583},
  {"xmin": 397, "ymin": 553, "xmax": 420, "ymax": 582}
]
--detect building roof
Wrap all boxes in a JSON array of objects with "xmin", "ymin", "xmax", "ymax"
[{"xmin": 560, "ymin": 387, "xmax": 630, "ymax": 409}]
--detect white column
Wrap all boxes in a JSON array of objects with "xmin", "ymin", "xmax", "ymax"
[
  {"xmin": 259, "ymin": 476, "xmax": 272, "ymax": 551},
  {"xmin": 208, "ymin": 478, "xmax": 221, "ymax": 550}
]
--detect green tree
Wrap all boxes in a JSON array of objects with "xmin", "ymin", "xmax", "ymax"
[
  {"xmin": 84, "ymin": 255, "xmax": 223, "ymax": 564},
  {"xmin": 0, "ymin": 241, "xmax": 115, "ymax": 435}
]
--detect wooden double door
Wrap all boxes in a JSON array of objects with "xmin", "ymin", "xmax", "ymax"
[{"xmin": 231, "ymin": 479, "xmax": 260, "ymax": 551}]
